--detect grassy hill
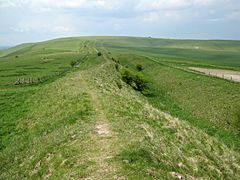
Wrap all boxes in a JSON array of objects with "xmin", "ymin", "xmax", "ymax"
[{"xmin": 0, "ymin": 37, "xmax": 240, "ymax": 179}]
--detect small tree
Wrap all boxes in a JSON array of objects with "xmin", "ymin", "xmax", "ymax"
[
  {"xmin": 121, "ymin": 68, "xmax": 149, "ymax": 93},
  {"xmin": 97, "ymin": 52, "xmax": 102, "ymax": 56}
]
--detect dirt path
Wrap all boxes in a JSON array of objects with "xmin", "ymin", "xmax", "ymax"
[
  {"xmin": 89, "ymin": 89, "xmax": 115, "ymax": 178},
  {"xmin": 189, "ymin": 67, "xmax": 240, "ymax": 82},
  {"xmin": 78, "ymin": 72, "xmax": 117, "ymax": 179},
  {"xmin": 68, "ymin": 46, "xmax": 117, "ymax": 179}
]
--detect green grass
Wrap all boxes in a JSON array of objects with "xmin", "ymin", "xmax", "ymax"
[
  {"xmin": 96, "ymin": 37, "xmax": 240, "ymax": 69},
  {"xmin": 84, "ymin": 61, "xmax": 240, "ymax": 179},
  {"xmin": 0, "ymin": 36, "xmax": 240, "ymax": 179},
  {"xmin": 0, "ymin": 39, "xmax": 89, "ymax": 86},
  {"xmin": 0, "ymin": 67, "xmax": 97, "ymax": 179},
  {"xmin": 115, "ymin": 53, "xmax": 240, "ymax": 150},
  {"xmin": 0, "ymin": 86, "xmax": 37, "ymax": 150}
]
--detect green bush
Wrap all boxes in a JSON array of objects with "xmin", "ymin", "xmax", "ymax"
[
  {"xmin": 121, "ymin": 68, "xmax": 148, "ymax": 93},
  {"xmin": 133, "ymin": 74, "xmax": 148, "ymax": 92},
  {"xmin": 70, "ymin": 60, "xmax": 77, "ymax": 67},
  {"xmin": 136, "ymin": 64, "xmax": 144, "ymax": 71},
  {"xmin": 115, "ymin": 63, "xmax": 120, "ymax": 71},
  {"xmin": 122, "ymin": 69, "xmax": 134, "ymax": 85},
  {"xmin": 97, "ymin": 52, "xmax": 102, "ymax": 56}
]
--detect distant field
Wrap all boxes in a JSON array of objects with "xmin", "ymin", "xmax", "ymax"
[
  {"xmin": 0, "ymin": 39, "xmax": 90, "ymax": 86},
  {"xmin": 97, "ymin": 37, "xmax": 240, "ymax": 69},
  {"xmin": 0, "ymin": 36, "xmax": 240, "ymax": 179}
]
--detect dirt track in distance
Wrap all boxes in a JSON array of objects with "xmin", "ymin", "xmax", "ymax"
[{"xmin": 189, "ymin": 67, "xmax": 240, "ymax": 82}]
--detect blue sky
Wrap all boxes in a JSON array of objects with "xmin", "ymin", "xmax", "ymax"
[{"xmin": 0, "ymin": 0, "xmax": 240, "ymax": 45}]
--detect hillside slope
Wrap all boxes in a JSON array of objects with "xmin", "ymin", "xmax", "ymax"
[{"xmin": 0, "ymin": 37, "xmax": 240, "ymax": 179}]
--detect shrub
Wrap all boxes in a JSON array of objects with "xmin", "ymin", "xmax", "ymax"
[
  {"xmin": 122, "ymin": 69, "xmax": 134, "ymax": 85},
  {"xmin": 70, "ymin": 60, "xmax": 77, "ymax": 67},
  {"xmin": 115, "ymin": 63, "xmax": 120, "ymax": 71},
  {"xmin": 133, "ymin": 74, "xmax": 148, "ymax": 92},
  {"xmin": 136, "ymin": 64, "xmax": 144, "ymax": 71},
  {"xmin": 97, "ymin": 52, "xmax": 102, "ymax": 56},
  {"xmin": 121, "ymin": 68, "xmax": 149, "ymax": 93}
]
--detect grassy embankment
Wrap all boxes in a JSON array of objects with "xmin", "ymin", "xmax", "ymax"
[{"xmin": 0, "ymin": 37, "xmax": 240, "ymax": 179}]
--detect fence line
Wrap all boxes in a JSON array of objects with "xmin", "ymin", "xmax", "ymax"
[{"xmin": 14, "ymin": 53, "xmax": 89, "ymax": 86}]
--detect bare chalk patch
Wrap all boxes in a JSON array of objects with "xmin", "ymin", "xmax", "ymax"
[
  {"xmin": 96, "ymin": 124, "xmax": 110, "ymax": 136},
  {"xmin": 170, "ymin": 172, "xmax": 184, "ymax": 180}
]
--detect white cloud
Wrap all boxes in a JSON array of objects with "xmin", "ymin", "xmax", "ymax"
[
  {"xmin": 0, "ymin": 0, "xmax": 122, "ymax": 11},
  {"xmin": 136, "ymin": 0, "xmax": 240, "ymax": 23},
  {"xmin": 2, "ymin": 0, "xmax": 238, "ymax": 14},
  {"xmin": 113, "ymin": 23, "xmax": 122, "ymax": 31},
  {"xmin": 0, "ymin": 0, "xmax": 18, "ymax": 8},
  {"xmin": 1, "ymin": 0, "xmax": 240, "ymax": 45},
  {"xmin": 135, "ymin": 0, "xmax": 233, "ymax": 11},
  {"xmin": 141, "ymin": 12, "xmax": 161, "ymax": 22},
  {"xmin": 10, "ymin": 13, "xmax": 76, "ymax": 34},
  {"xmin": 140, "ymin": 10, "xmax": 194, "ymax": 23},
  {"xmin": 224, "ymin": 11, "xmax": 240, "ymax": 20},
  {"xmin": 194, "ymin": 0, "xmax": 216, "ymax": 6},
  {"xmin": 52, "ymin": 26, "xmax": 71, "ymax": 33},
  {"xmin": 136, "ymin": 0, "xmax": 191, "ymax": 11}
]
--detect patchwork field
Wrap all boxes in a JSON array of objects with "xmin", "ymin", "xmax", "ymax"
[{"xmin": 0, "ymin": 36, "xmax": 239, "ymax": 179}]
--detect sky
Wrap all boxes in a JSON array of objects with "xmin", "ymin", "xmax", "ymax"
[{"xmin": 0, "ymin": 0, "xmax": 240, "ymax": 45}]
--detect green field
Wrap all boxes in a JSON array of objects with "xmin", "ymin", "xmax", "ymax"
[{"xmin": 0, "ymin": 36, "xmax": 240, "ymax": 179}]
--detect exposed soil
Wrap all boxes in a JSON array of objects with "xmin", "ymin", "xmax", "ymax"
[
  {"xmin": 189, "ymin": 67, "xmax": 240, "ymax": 82},
  {"xmin": 96, "ymin": 124, "xmax": 110, "ymax": 136}
]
